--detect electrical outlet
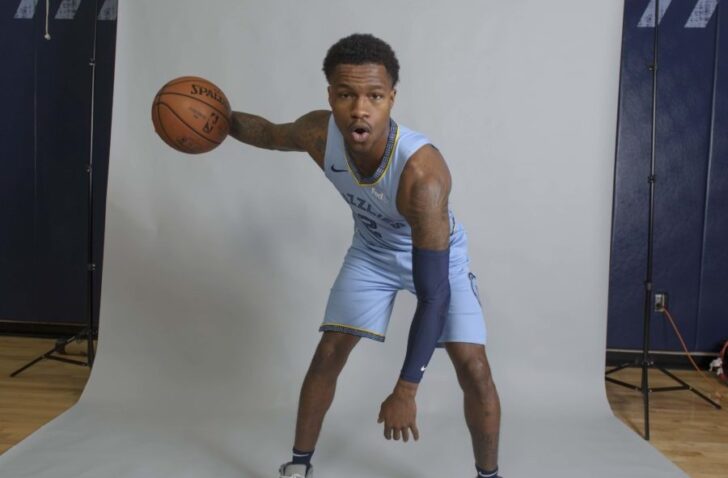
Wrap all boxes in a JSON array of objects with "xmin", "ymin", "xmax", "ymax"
[{"xmin": 655, "ymin": 293, "xmax": 668, "ymax": 312}]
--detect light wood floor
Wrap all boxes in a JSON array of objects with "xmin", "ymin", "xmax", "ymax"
[{"xmin": 1, "ymin": 337, "xmax": 727, "ymax": 476}]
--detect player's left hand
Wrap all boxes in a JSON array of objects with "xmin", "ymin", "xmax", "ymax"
[{"xmin": 377, "ymin": 389, "xmax": 420, "ymax": 442}]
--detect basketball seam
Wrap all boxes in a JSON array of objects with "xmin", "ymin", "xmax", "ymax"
[
  {"xmin": 157, "ymin": 92, "xmax": 231, "ymax": 126},
  {"xmin": 163, "ymin": 76, "xmax": 207, "ymax": 89},
  {"xmin": 163, "ymin": 77, "xmax": 198, "ymax": 88},
  {"xmin": 155, "ymin": 101, "xmax": 194, "ymax": 154},
  {"xmin": 157, "ymin": 102, "xmax": 221, "ymax": 146},
  {"xmin": 160, "ymin": 77, "xmax": 231, "ymax": 114}
]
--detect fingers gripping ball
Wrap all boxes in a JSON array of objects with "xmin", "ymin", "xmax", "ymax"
[{"xmin": 152, "ymin": 76, "xmax": 231, "ymax": 154}]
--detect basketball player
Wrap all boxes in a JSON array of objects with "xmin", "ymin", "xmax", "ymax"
[{"xmin": 229, "ymin": 34, "xmax": 502, "ymax": 478}]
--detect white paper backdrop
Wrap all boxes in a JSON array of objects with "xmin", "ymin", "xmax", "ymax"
[{"xmin": 1, "ymin": 1, "xmax": 688, "ymax": 477}]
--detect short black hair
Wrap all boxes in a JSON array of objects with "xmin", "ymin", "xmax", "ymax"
[{"xmin": 323, "ymin": 33, "xmax": 400, "ymax": 86}]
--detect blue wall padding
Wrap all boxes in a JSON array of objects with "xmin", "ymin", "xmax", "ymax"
[
  {"xmin": 609, "ymin": 0, "xmax": 655, "ymax": 350},
  {"xmin": 696, "ymin": 3, "xmax": 728, "ymax": 352},
  {"xmin": 651, "ymin": 0, "xmax": 718, "ymax": 350},
  {"xmin": 0, "ymin": 0, "xmax": 116, "ymax": 325},
  {"xmin": 34, "ymin": 0, "xmax": 96, "ymax": 324},
  {"xmin": 0, "ymin": 2, "xmax": 37, "ymax": 321},
  {"xmin": 609, "ymin": 0, "xmax": 727, "ymax": 353}
]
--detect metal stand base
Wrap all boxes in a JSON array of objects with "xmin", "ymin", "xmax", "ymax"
[
  {"xmin": 606, "ymin": 357, "xmax": 722, "ymax": 440},
  {"xmin": 11, "ymin": 329, "xmax": 96, "ymax": 377}
]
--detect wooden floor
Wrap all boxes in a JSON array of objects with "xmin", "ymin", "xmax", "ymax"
[
  {"xmin": 1, "ymin": 337, "xmax": 727, "ymax": 476},
  {"xmin": 605, "ymin": 365, "xmax": 728, "ymax": 478},
  {"xmin": 0, "ymin": 337, "xmax": 91, "ymax": 454}
]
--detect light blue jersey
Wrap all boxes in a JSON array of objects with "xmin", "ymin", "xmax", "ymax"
[
  {"xmin": 319, "ymin": 115, "xmax": 486, "ymax": 346},
  {"xmin": 323, "ymin": 115, "xmax": 465, "ymax": 255}
]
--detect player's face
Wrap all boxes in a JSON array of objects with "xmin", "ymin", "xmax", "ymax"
[{"xmin": 327, "ymin": 63, "xmax": 396, "ymax": 159}]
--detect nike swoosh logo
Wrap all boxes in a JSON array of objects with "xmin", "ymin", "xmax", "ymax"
[{"xmin": 330, "ymin": 165, "xmax": 348, "ymax": 173}]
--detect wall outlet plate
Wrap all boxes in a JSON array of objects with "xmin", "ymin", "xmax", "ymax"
[{"xmin": 655, "ymin": 293, "xmax": 668, "ymax": 312}]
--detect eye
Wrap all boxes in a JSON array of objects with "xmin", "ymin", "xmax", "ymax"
[
  {"xmin": 338, "ymin": 92, "xmax": 352, "ymax": 99},
  {"xmin": 370, "ymin": 93, "xmax": 384, "ymax": 100}
]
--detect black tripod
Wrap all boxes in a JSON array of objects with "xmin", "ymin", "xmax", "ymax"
[
  {"xmin": 604, "ymin": 0, "xmax": 721, "ymax": 440},
  {"xmin": 11, "ymin": 1, "xmax": 100, "ymax": 377}
]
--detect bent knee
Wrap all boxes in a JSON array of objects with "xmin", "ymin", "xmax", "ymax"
[
  {"xmin": 456, "ymin": 358, "xmax": 495, "ymax": 393},
  {"xmin": 309, "ymin": 335, "xmax": 357, "ymax": 374}
]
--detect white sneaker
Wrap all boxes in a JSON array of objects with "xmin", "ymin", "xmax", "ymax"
[{"xmin": 278, "ymin": 462, "xmax": 313, "ymax": 478}]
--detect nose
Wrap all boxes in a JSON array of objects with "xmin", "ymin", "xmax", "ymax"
[{"xmin": 350, "ymin": 96, "xmax": 369, "ymax": 119}]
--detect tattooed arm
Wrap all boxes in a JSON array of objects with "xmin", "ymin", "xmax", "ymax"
[
  {"xmin": 229, "ymin": 110, "xmax": 330, "ymax": 169},
  {"xmin": 397, "ymin": 145, "xmax": 452, "ymax": 251},
  {"xmin": 377, "ymin": 144, "xmax": 452, "ymax": 442}
]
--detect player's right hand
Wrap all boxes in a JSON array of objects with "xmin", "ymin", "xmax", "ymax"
[{"xmin": 377, "ymin": 390, "xmax": 420, "ymax": 442}]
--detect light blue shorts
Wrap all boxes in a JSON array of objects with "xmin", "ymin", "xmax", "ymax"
[{"xmin": 320, "ymin": 234, "xmax": 487, "ymax": 345}]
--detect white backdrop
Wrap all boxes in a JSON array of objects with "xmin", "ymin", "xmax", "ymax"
[{"xmin": 1, "ymin": 1, "xmax": 688, "ymax": 477}]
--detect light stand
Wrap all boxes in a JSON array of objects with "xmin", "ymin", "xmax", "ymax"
[
  {"xmin": 605, "ymin": 0, "xmax": 721, "ymax": 440},
  {"xmin": 11, "ymin": 0, "xmax": 100, "ymax": 377}
]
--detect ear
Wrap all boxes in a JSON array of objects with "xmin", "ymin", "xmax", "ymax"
[
  {"xmin": 390, "ymin": 88, "xmax": 397, "ymax": 105},
  {"xmin": 327, "ymin": 85, "xmax": 334, "ymax": 108}
]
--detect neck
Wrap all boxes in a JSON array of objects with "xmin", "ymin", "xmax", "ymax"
[{"xmin": 347, "ymin": 146, "xmax": 384, "ymax": 178}]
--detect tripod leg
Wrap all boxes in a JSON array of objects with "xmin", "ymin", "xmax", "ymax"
[
  {"xmin": 656, "ymin": 366, "xmax": 722, "ymax": 409},
  {"xmin": 87, "ymin": 333, "xmax": 95, "ymax": 367},
  {"xmin": 10, "ymin": 355, "xmax": 47, "ymax": 377},
  {"xmin": 641, "ymin": 361, "xmax": 650, "ymax": 440},
  {"xmin": 9, "ymin": 334, "xmax": 90, "ymax": 377},
  {"xmin": 605, "ymin": 362, "xmax": 634, "ymax": 376}
]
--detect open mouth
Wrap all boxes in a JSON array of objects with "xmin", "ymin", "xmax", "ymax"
[{"xmin": 350, "ymin": 125, "xmax": 371, "ymax": 143}]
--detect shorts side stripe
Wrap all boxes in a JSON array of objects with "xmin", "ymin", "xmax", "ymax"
[{"xmin": 319, "ymin": 323, "xmax": 386, "ymax": 342}]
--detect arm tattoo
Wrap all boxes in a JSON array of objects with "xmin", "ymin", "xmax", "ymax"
[
  {"xmin": 229, "ymin": 110, "xmax": 329, "ymax": 166},
  {"xmin": 229, "ymin": 112, "xmax": 278, "ymax": 149},
  {"xmin": 408, "ymin": 186, "xmax": 450, "ymax": 250},
  {"xmin": 291, "ymin": 111, "xmax": 329, "ymax": 161},
  {"xmin": 405, "ymin": 175, "xmax": 450, "ymax": 250}
]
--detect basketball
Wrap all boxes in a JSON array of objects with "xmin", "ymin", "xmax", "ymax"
[{"xmin": 151, "ymin": 76, "xmax": 232, "ymax": 154}]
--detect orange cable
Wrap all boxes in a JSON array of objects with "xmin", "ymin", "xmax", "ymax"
[{"xmin": 661, "ymin": 307, "xmax": 724, "ymax": 405}]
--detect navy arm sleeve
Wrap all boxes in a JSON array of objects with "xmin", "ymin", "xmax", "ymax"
[{"xmin": 400, "ymin": 247, "xmax": 451, "ymax": 383}]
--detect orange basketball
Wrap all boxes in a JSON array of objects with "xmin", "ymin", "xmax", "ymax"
[{"xmin": 151, "ymin": 76, "xmax": 231, "ymax": 154}]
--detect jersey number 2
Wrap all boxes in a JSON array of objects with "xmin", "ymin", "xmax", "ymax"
[{"xmin": 357, "ymin": 214, "xmax": 382, "ymax": 239}]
